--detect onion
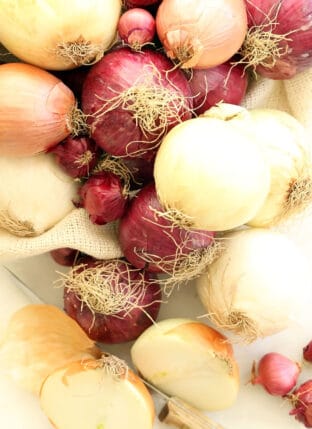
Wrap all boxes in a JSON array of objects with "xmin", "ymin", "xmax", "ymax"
[
  {"xmin": 196, "ymin": 228, "xmax": 310, "ymax": 342},
  {"xmin": 0, "ymin": 0, "xmax": 122, "ymax": 70},
  {"xmin": 239, "ymin": 0, "xmax": 312, "ymax": 79},
  {"xmin": 155, "ymin": 0, "xmax": 247, "ymax": 69},
  {"xmin": 119, "ymin": 182, "xmax": 217, "ymax": 286},
  {"xmin": 0, "ymin": 63, "xmax": 87, "ymax": 156},
  {"xmin": 40, "ymin": 354, "xmax": 155, "ymax": 429},
  {"xmin": 50, "ymin": 136, "xmax": 101, "ymax": 178},
  {"xmin": 81, "ymin": 47, "xmax": 193, "ymax": 159},
  {"xmin": 118, "ymin": 8, "xmax": 156, "ymax": 50},
  {"xmin": 0, "ymin": 304, "xmax": 101, "ymax": 395},
  {"xmin": 79, "ymin": 171, "xmax": 129, "ymax": 225},
  {"xmin": 125, "ymin": 0, "xmax": 160, "ymax": 7},
  {"xmin": 121, "ymin": 156, "xmax": 155, "ymax": 188},
  {"xmin": 289, "ymin": 380, "xmax": 312, "ymax": 427},
  {"xmin": 206, "ymin": 103, "xmax": 312, "ymax": 227},
  {"xmin": 131, "ymin": 318, "xmax": 240, "ymax": 411},
  {"xmin": 304, "ymin": 341, "xmax": 312, "ymax": 363},
  {"xmin": 188, "ymin": 62, "xmax": 248, "ymax": 115},
  {"xmin": 62, "ymin": 258, "xmax": 162, "ymax": 343},
  {"xmin": 154, "ymin": 114, "xmax": 270, "ymax": 231},
  {"xmin": 50, "ymin": 248, "xmax": 80, "ymax": 267},
  {"xmin": 0, "ymin": 153, "xmax": 78, "ymax": 237},
  {"xmin": 251, "ymin": 352, "xmax": 301, "ymax": 396}
]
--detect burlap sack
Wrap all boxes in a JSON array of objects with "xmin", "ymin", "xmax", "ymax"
[{"xmin": 0, "ymin": 42, "xmax": 311, "ymax": 261}]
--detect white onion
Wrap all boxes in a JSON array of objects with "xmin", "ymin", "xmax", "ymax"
[
  {"xmin": 0, "ymin": 0, "xmax": 122, "ymax": 70},
  {"xmin": 0, "ymin": 153, "xmax": 78, "ymax": 236},
  {"xmin": 196, "ymin": 228, "xmax": 311, "ymax": 342},
  {"xmin": 154, "ymin": 116, "xmax": 270, "ymax": 231}
]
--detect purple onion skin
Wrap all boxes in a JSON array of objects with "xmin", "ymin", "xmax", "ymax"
[
  {"xmin": 118, "ymin": 182, "xmax": 215, "ymax": 273},
  {"xmin": 290, "ymin": 380, "xmax": 312, "ymax": 427},
  {"xmin": 81, "ymin": 47, "xmax": 193, "ymax": 159},
  {"xmin": 63, "ymin": 264, "xmax": 161, "ymax": 344},
  {"xmin": 50, "ymin": 248, "xmax": 79, "ymax": 266},
  {"xmin": 189, "ymin": 62, "xmax": 248, "ymax": 115},
  {"xmin": 79, "ymin": 171, "xmax": 128, "ymax": 225}
]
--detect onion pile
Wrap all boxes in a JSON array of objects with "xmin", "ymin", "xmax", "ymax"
[{"xmin": 0, "ymin": 1, "xmax": 312, "ymax": 425}]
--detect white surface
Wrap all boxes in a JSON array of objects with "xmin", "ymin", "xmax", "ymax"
[{"xmin": 2, "ymin": 211, "xmax": 312, "ymax": 429}]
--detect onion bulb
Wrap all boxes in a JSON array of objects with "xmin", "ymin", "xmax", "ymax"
[
  {"xmin": 0, "ymin": 153, "xmax": 78, "ymax": 237},
  {"xmin": 0, "ymin": 0, "xmax": 122, "ymax": 70},
  {"xmin": 131, "ymin": 318, "xmax": 240, "ymax": 411},
  {"xmin": 40, "ymin": 354, "xmax": 155, "ymax": 429},
  {"xmin": 196, "ymin": 228, "xmax": 310, "ymax": 342},
  {"xmin": 206, "ymin": 103, "xmax": 312, "ymax": 227},
  {"xmin": 0, "ymin": 304, "xmax": 101, "ymax": 395},
  {"xmin": 0, "ymin": 63, "xmax": 84, "ymax": 156},
  {"xmin": 154, "ymin": 115, "xmax": 270, "ymax": 231},
  {"xmin": 156, "ymin": 0, "xmax": 247, "ymax": 68}
]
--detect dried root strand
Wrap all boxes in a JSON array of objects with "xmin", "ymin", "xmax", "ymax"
[
  {"xmin": 236, "ymin": 0, "xmax": 297, "ymax": 72},
  {"xmin": 83, "ymin": 353, "xmax": 129, "ymax": 380},
  {"xmin": 69, "ymin": 104, "xmax": 90, "ymax": 137},
  {"xmin": 55, "ymin": 37, "xmax": 104, "ymax": 66},
  {"xmin": 284, "ymin": 175, "xmax": 312, "ymax": 218},
  {"xmin": 0, "ymin": 210, "xmax": 37, "ymax": 237},
  {"xmin": 56, "ymin": 260, "xmax": 156, "ymax": 317},
  {"xmin": 204, "ymin": 309, "xmax": 260, "ymax": 344},
  {"xmin": 152, "ymin": 206, "xmax": 195, "ymax": 230},
  {"xmin": 93, "ymin": 63, "xmax": 193, "ymax": 141}
]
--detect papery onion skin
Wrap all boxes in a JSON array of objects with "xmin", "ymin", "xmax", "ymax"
[
  {"xmin": 81, "ymin": 47, "xmax": 193, "ymax": 159},
  {"xmin": 118, "ymin": 182, "xmax": 215, "ymax": 273},
  {"xmin": 0, "ymin": 63, "xmax": 76, "ymax": 156},
  {"xmin": 188, "ymin": 62, "xmax": 248, "ymax": 115},
  {"xmin": 154, "ymin": 116, "xmax": 270, "ymax": 231},
  {"xmin": 0, "ymin": 0, "xmax": 122, "ymax": 70},
  {"xmin": 63, "ymin": 259, "xmax": 162, "ymax": 344},
  {"xmin": 156, "ymin": 0, "xmax": 247, "ymax": 69},
  {"xmin": 241, "ymin": 0, "xmax": 312, "ymax": 79}
]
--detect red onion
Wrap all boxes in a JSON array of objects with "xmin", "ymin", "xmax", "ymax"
[
  {"xmin": 303, "ymin": 341, "xmax": 312, "ymax": 362},
  {"xmin": 188, "ymin": 62, "xmax": 248, "ymax": 115},
  {"xmin": 119, "ymin": 182, "xmax": 216, "ymax": 275},
  {"xmin": 241, "ymin": 0, "xmax": 312, "ymax": 79},
  {"xmin": 79, "ymin": 171, "xmax": 128, "ymax": 225},
  {"xmin": 118, "ymin": 8, "xmax": 156, "ymax": 50},
  {"xmin": 125, "ymin": 0, "xmax": 161, "ymax": 8},
  {"xmin": 289, "ymin": 380, "xmax": 312, "ymax": 427},
  {"xmin": 63, "ymin": 258, "xmax": 161, "ymax": 344},
  {"xmin": 122, "ymin": 156, "xmax": 155, "ymax": 188},
  {"xmin": 251, "ymin": 352, "xmax": 301, "ymax": 396},
  {"xmin": 50, "ymin": 248, "xmax": 79, "ymax": 266},
  {"xmin": 81, "ymin": 47, "xmax": 193, "ymax": 159},
  {"xmin": 50, "ymin": 136, "xmax": 101, "ymax": 178}
]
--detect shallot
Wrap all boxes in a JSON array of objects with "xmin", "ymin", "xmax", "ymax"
[
  {"xmin": 251, "ymin": 352, "xmax": 300, "ymax": 396},
  {"xmin": 118, "ymin": 8, "xmax": 156, "ymax": 50},
  {"xmin": 289, "ymin": 380, "xmax": 312, "ymax": 427}
]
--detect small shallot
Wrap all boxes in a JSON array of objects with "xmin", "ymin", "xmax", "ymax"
[
  {"xmin": 50, "ymin": 136, "xmax": 101, "ymax": 178},
  {"xmin": 118, "ymin": 8, "xmax": 156, "ymax": 50},
  {"xmin": 289, "ymin": 380, "xmax": 312, "ymax": 427},
  {"xmin": 79, "ymin": 171, "xmax": 128, "ymax": 225},
  {"xmin": 303, "ymin": 341, "xmax": 312, "ymax": 363},
  {"xmin": 251, "ymin": 352, "xmax": 301, "ymax": 396}
]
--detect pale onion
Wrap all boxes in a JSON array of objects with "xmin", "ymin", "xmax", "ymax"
[
  {"xmin": 40, "ymin": 354, "xmax": 155, "ymax": 429},
  {"xmin": 0, "ymin": 63, "xmax": 79, "ymax": 156},
  {"xmin": 0, "ymin": 153, "xmax": 78, "ymax": 237},
  {"xmin": 131, "ymin": 318, "xmax": 240, "ymax": 411},
  {"xmin": 0, "ymin": 304, "xmax": 102, "ymax": 395},
  {"xmin": 156, "ymin": 0, "xmax": 247, "ymax": 68},
  {"xmin": 153, "ymin": 116, "xmax": 270, "ymax": 231},
  {"xmin": 0, "ymin": 0, "xmax": 122, "ymax": 70},
  {"xmin": 196, "ymin": 228, "xmax": 310, "ymax": 342},
  {"xmin": 206, "ymin": 103, "xmax": 312, "ymax": 227}
]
